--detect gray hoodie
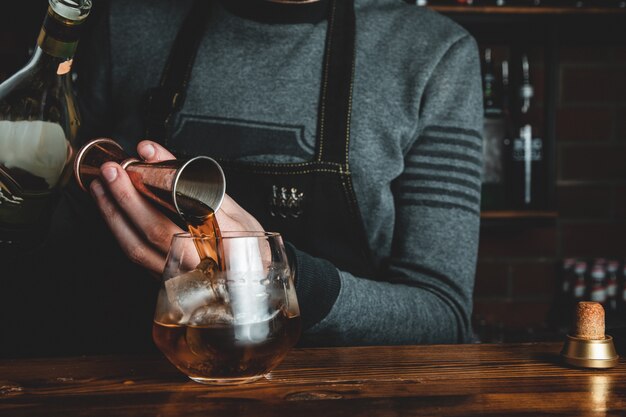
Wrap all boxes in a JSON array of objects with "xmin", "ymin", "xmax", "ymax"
[{"xmin": 76, "ymin": 0, "xmax": 483, "ymax": 346}]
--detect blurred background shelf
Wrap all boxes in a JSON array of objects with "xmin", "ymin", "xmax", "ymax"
[
  {"xmin": 445, "ymin": 6, "xmax": 626, "ymax": 343},
  {"xmin": 481, "ymin": 210, "xmax": 559, "ymax": 219}
]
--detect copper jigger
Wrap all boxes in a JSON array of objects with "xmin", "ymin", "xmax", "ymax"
[{"xmin": 74, "ymin": 138, "xmax": 225, "ymax": 222}]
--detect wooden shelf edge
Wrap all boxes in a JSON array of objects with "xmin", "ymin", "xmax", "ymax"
[
  {"xmin": 430, "ymin": 5, "xmax": 626, "ymax": 14},
  {"xmin": 480, "ymin": 210, "xmax": 559, "ymax": 219}
]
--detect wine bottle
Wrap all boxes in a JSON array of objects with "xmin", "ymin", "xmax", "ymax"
[
  {"xmin": 0, "ymin": 0, "xmax": 92, "ymax": 248},
  {"xmin": 507, "ymin": 54, "xmax": 547, "ymax": 209},
  {"xmin": 480, "ymin": 48, "xmax": 507, "ymax": 210}
]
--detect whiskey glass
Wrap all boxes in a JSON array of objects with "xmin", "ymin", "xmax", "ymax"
[{"xmin": 153, "ymin": 232, "xmax": 301, "ymax": 385}]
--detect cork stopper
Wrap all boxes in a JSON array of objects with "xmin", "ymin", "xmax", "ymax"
[
  {"xmin": 573, "ymin": 302, "xmax": 605, "ymax": 340},
  {"xmin": 561, "ymin": 301, "xmax": 618, "ymax": 368}
]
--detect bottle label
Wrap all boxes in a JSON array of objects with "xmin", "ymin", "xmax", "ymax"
[
  {"xmin": 607, "ymin": 282, "xmax": 617, "ymax": 297},
  {"xmin": 0, "ymin": 121, "xmax": 69, "ymax": 246},
  {"xmin": 0, "ymin": 121, "xmax": 70, "ymax": 188},
  {"xmin": 512, "ymin": 137, "xmax": 543, "ymax": 161},
  {"xmin": 42, "ymin": 9, "xmax": 83, "ymax": 43},
  {"xmin": 37, "ymin": 7, "xmax": 85, "ymax": 58},
  {"xmin": 57, "ymin": 59, "xmax": 73, "ymax": 75},
  {"xmin": 482, "ymin": 118, "xmax": 505, "ymax": 184},
  {"xmin": 590, "ymin": 288, "xmax": 607, "ymax": 303},
  {"xmin": 574, "ymin": 283, "xmax": 585, "ymax": 298}
]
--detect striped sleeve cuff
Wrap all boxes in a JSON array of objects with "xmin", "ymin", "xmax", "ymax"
[
  {"xmin": 284, "ymin": 241, "xmax": 341, "ymax": 330},
  {"xmin": 398, "ymin": 125, "xmax": 482, "ymax": 216}
]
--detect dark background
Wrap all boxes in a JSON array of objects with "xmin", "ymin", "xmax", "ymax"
[
  {"xmin": 455, "ymin": 11, "xmax": 626, "ymax": 341},
  {"xmin": 1, "ymin": 1, "xmax": 626, "ymax": 344}
]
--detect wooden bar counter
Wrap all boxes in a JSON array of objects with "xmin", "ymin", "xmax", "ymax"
[{"xmin": 1, "ymin": 342, "xmax": 625, "ymax": 416}]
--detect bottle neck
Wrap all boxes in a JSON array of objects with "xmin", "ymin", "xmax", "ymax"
[
  {"xmin": 483, "ymin": 49, "xmax": 503, "ymax": 116},
  {"xmin": 36, "ymin": 6, "xmax": 86, "ymax": 60},
  {"xmin": 25, "ymin": 47, "xmax": 72, "ymax": 78}
]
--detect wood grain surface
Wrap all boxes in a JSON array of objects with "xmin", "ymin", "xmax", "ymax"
[
  {"xmin": 1, "ymin": 343, "xmax": 625, "ymax": 416},
  {"xmin": 430, "ymin": 5, "xmax": 626, "ymax": 14}
]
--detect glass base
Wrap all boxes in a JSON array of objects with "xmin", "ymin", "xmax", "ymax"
[{"xmin": 189, "ymin": 374, "xmax": 266, "ymax": 385}]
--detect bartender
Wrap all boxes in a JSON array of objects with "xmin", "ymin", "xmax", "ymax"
[{"xmin": 2, "ymin": 0, "xmax": 483, "ymax": 355}]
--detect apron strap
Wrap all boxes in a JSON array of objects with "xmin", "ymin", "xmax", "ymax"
[
  {"xmin": 144, "ymin": 0, "xmax": 356, "ymax": 168},
  {"xmin": 144, "ymin": 0, "xmax": 212, "ymax": 144},
  {"xmin": 314, "ymin": 0, "xmax": 355, "ymax": 167}
]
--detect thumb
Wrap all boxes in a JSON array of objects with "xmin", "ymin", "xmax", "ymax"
[{"xmin": 137, "ymin": 140, "xmax": 177, "ymax": 162}]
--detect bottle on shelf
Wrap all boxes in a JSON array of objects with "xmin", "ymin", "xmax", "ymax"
[
  {"xmin": 480, "ymin": 48, "xmax": 508, "ymax": 210},
  {"xmin": 506, "ymin": 54, "xmax": 548, "ymax": 210},
  {"xmin": 0, "ymin": 0, "xmax": 92, "ymax": 248},
  {"xmin": 572, "ymin": 261, "xmax": 587, "ymax": 302},
  {"xmin": 500, "ymin": 59, "xmax": 515, "ymax": 201},
  {"xmin": 561, "ymin": 258, "xmax": 576, "ymax": 296},
  {"xmin": 620, "ymin": 263, "xmax": 626, "ymax": 316},
  {"xmin": 589, "ymin": 263, "xmax": 607, "ymax": 306},
  {"xmin": 593, "ymin": 257, "xmax": 607, "ymax": 267},
  {"xmin": 606, "ymin": 260, "xmax": 619, "ymax": 314},
  {"xmin": 501, "ymin": 60, "xmax": 510, "ymax": 110}
]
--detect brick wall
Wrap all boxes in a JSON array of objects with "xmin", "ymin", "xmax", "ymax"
[{"xmin": 474, "ymin": 44, "xmax": 626, "ymax": 341}]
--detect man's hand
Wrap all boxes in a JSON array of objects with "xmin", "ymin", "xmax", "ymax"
[{"xmin": 90, "ymin": 140, "xmax": 264, "ymax": 275}]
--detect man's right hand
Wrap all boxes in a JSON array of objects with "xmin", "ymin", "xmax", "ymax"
[{"xmin": 90, "ymin": 140, "xmax": 264, "ymax": 275}]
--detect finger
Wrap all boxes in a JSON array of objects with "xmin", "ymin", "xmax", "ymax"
[
  {"xmin": 215, "ymin": 194, "xmax": 264, "ymax": 232},
  {"xmin": 137, "ymin": 140, "xmax": 177, "ymax": 162},
  {"xmin": 90, "ymin": 179, "xmax": 166, "ymax": 274},
  {"xmin": 215, "ymin": 194, "xmax": 270, "ymax": 267},
  {"xmin": 100, "ymin": 162, "xmax": 182, "ymax": 253},
  {"xmin": 218, "ymin": 194, "xmax": 245, "ymax": 218}
]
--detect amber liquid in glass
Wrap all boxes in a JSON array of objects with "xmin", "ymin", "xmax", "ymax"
[
  {"xmin": 153, "ymin": 205, "xmax": 301, "ymax": 382},
  {"xmin": 153, "ymin": 310, "xmax": 301, "ymax": 381}
]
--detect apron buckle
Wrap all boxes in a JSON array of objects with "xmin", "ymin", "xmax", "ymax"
[{"xmin": 270, "ymin": 185, "xmax": 304, "ymax": 218}]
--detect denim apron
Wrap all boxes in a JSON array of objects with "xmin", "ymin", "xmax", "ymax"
[{"xmin": 144, "ymin": 0, "xmax": 375, "ymax": 279}]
